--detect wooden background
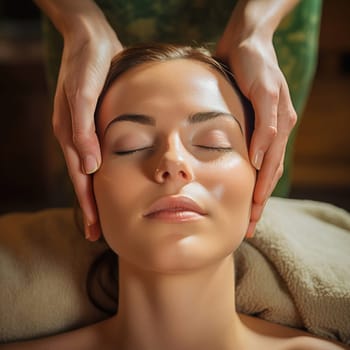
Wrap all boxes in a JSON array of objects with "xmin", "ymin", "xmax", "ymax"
[
  {"xmin": 0, "ymin": 0, "xmax": 349, "ymax": 213},
  {"xmin": 290, "ymin": 0, "xmax": 350, "ymax": 209}
]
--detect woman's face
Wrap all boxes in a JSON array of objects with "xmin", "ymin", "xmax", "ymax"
[{"xmin": 94, "ymin": 59, "xmax": 256, "ymax": 273}]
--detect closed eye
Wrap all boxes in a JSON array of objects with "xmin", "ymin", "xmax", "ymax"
[
  {"xmin": 114, "ymin": 146, "xmax": 153, "ymax": 155},
  {"xmin": 194, "ymin": 145, "xmax": 233, "ymax": 152}
]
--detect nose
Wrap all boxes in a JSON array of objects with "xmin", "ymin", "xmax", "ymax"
[{"xmin": 154, "ymin": 147, "xmax": 194, "ymax": 184}]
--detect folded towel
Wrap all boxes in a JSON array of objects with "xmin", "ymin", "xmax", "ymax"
[
  {"xmin": 236, "ymin": 197, "xmax": 350, "ymax": 344},
  {"xmin": 0, "ymin": 198, "xmax": 349, "ymax": 344},
  {"xmin": 0, "ymin": 209, "xmax": 108, "ymax": 342}
]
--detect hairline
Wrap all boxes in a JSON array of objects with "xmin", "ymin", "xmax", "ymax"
[{"xmin": 95, "ymin": 45, "xmax": 254, "ymax": 143}]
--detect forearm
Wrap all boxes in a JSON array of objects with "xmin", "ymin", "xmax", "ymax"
[
  {"xmin": 227, "ymin": 0, "xmax": 300, "ymax": 42},
  {"xmin": 33, "ymin": 0, "xmax": 108, "ymax": 38}
]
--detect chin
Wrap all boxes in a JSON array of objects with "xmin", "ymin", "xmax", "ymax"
[
  {"xmin": 115, "ymin": 229, "xmax": 240, "ymax": 275},
  {"xmin": 98, "ymin": 201, "xmax": 250, "ymax": 274}
]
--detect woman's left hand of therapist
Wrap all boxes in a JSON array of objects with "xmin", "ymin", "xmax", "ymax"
[{"xmin": 216, "ymin": 33, "xmax": 297, "ymax": 237}]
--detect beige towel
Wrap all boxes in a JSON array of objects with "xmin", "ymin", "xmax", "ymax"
[
  {"xmin": 238, "ymin": 197, "xmax": 350, "ymax": 344},
  {"xmin": 0, "ymin": 209, "xmax": 109, "ymax": 342},
  {"xmin": 0, "ymin": 198, "xmax": 349, "ymax": 344}
]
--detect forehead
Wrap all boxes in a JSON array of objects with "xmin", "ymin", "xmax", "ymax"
[{"xmin": 97, "ymin": 59, "xmax": 246, "ymax": 133}]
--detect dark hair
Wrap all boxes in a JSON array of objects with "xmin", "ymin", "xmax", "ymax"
[{"xmin": 88, "ymin": 44, "xmax": 255, "ymax": 315}]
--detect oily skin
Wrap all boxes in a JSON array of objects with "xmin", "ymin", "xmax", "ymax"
[
  {"xmin": 3, "ymin": 61, "xmax": 343, "ymax": 350},
  {"xmin": 91, "ymin": 61, "xmax": 342, "ymax": 350},
  {"xmin": 92, "ymin": 59, "xmax": 256, "ymax": 349},
  {"xmin": 91, "ymin": 63, "xmax": 342, "ymax": 350},
  {"xmin": 94, "ymin": 59, "xmax": 256, "ymax": 273}
]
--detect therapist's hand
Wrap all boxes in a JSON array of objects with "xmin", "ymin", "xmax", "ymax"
[
  {"xmin": 216, "ymin": 1, "xmax": 298, "ymax": 237},
  {"xmin": 35, "ymin": 0, "xmax": 123, "ymax": 240}
]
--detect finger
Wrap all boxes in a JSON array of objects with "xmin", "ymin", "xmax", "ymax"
[
  {"xmin": 245, "ymin": 194, "xmax": 268, "ymax": 239},
  {"xmin": 248, "ymin": 82, "xmax": 279, "ymax": 170},
  {"xmin": 246, "ymin": 199, "xmax": 265, "ymax": 238},
  {"xmin": 64, "ymin": 60, "xmax": 111, "ymax": 175},
  {"xmin": 274, "ymin": 79, "xmax": 298, "ymax": 139},
  {"xmin": 253, "ymin": 128, "xmax": 287, "ymax": 206},
  {"xmin": 63, "ymin": 142, "xmax": 101, "ymax": 241},
  {"xmin": 53, "ymin": 86, "xmax": 101, "ymax": 240},
  {"xmin": 252, "ymin": 159, "xmax": 283, "ymax": 233},
  {"xmin": 66, "ymin": 86, "xmax": 102, "ymax": 175},
  {"xmin": 245, "ymin": 220, "xmax": 257, "ymax": 239},
  {"xmin": 253, "ymin": 82, "xmax": 297, "ymax": 205}
]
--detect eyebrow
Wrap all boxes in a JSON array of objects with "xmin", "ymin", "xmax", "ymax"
[
  {"xmin": 103, "ymin": 114, "xmax": 155, "ymax": 137},
  {"xmin": 189, "ymin": 111, "xmax": 243, "ymax": 134},
  {"xmin": 104, "ymin": 110, "xmax": 243, "ymax": 136}
]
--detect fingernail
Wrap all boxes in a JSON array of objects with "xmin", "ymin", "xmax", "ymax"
[
  {"xmin": 245, "ymin": 222, "xmax": 256, "ymax": 239},
  {"xmin": 84, "ymin": 223, "xmax": 91, "ymax": 240},
  {"xmin": 253, "ymin": 150, "xmax": 264, "ymax": 170},
  {"xmin": 83, "ymin": 155, "xmax": 99, "ymax": 174},
  {"xmin": 246, "ymin": 231, "xmax": 254, "ymax": 239},
  {"xmin": 85, "ymin": 222, "xmax": 100, "ymax": 241}
]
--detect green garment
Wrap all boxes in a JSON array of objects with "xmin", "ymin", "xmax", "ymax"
[{"xmin": 42, "ymin": 0, "xmax": 322, "ymax": 204}]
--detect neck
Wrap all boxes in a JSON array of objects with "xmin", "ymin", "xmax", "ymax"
[{"xmin": 109, "ymin": 256, "xmax": 246, "ymax": 350}]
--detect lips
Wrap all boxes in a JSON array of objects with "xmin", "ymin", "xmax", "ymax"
[{"xmin": 143, "ymin": 195, "xmax": 207, "ymax": 221}]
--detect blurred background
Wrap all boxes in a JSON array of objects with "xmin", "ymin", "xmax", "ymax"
[{"xmin": 0, "ymin": 0, "xmax": 349, "ymax": 214}]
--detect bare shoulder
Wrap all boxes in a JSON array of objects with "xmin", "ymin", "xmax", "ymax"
[
  {"xmin": 285, "ymin": 336, "xmax": 348, "ymax": 350},
  {"xmin": 239, "ymin": 313, "xmax": 348, "ymax": 350},
  {"xmin": 0, "ymin": 322, "xmax": 112, "ymax": 350}
]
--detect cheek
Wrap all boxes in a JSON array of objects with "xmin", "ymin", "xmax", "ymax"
[
  {"xmin": 93, "ymin": 162, "xmax": 143, "ymax": 241},
  {"xmin": 94, "ymin": 164, "xmax": 134, "ymax": 206},
  {"xmin": 203, "ymin": 155, "xmax": 255, "ymax": 202},
  {"xmin": 215, "ymin": 163, "xmax": 254, "ymax": 204},
  {"xmin": 201, "ymin": 157, "xmax": 255, "ymax": 242}
]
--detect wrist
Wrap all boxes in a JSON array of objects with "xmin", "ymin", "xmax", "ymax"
[
  {"xmin": 224, "ymin": 0, "xmax": 299, "ymax": 46},
  {"xmin": 228, "ymin": 2, "xmax": 277, "ymax": 46},
  {"xmin": 35, "ymin": 0, "xmax": 110, "ymax": 39},
  {"xmin": 63, "ymin": 11, "xmax": 116, "ymax": 49}
]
